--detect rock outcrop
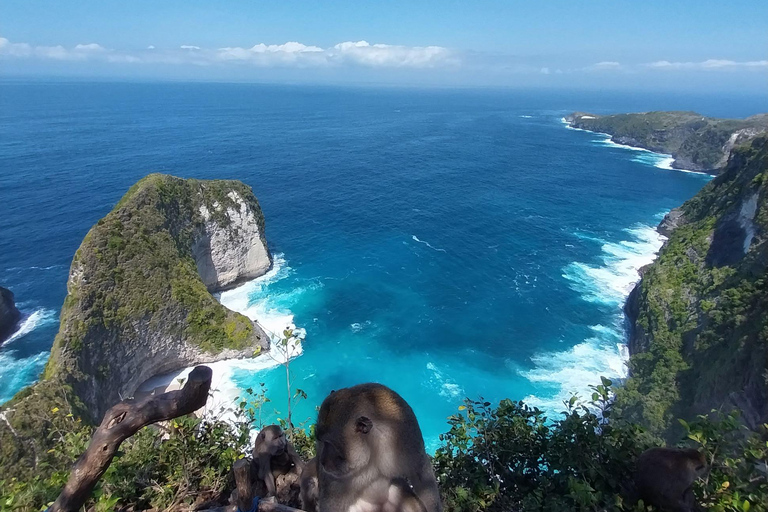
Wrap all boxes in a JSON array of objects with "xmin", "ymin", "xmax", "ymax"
[
  {"xmin": 565, "ymin": 111, "xmax": 768, "ymax": 173},
  {"xmin": 42, "ymin": 174, "xmax": 271, "ymax": 421},
  {"xmin": 0, "ymin": 286, "xmax": 21, "ymax": 344},
  {"xmin": 619, "ymin": 136, "xmax": 768, "ymax": 437}
]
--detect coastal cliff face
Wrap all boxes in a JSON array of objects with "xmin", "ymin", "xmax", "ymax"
[
  {"xmin": 1, "ymin": 174, "xmax": 273, "ymax": 477},
  {"xmin": 619, "ymin": 136, "xmax": 768, "ymax": 436},
  {"xmin": 0, "ymin": 286, "xmax": 21, "ymax": 343},
  {"xmin": 565, "ymin": 111, "xmax": 768, "ymax": 172}
]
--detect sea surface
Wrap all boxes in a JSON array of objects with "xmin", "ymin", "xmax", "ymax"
[{"xmin": 1, "ymin": 81, "xmax": 764, "ymax": 448}]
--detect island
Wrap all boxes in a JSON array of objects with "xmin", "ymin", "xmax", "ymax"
[
  {"xmin": 565, "ymin": 111, "xmax": 768, "ymax": 172},
  {"xmin": 1, "ymin": 174, "xmax": 273, "ymax": 475}
]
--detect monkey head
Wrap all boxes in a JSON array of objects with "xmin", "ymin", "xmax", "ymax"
[
  {"xmin": 257, "ymin": 425, "xmax": 288, "ymax": 456},
  {"xmin": 316, "ymin": 387, "xmax": 377, "ymax": 478},
  {"xmin": 684, "ymin": 449, "xmax": 708, "ymax": 478}
]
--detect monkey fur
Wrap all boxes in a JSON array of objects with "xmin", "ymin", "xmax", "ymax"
[
  {"xmin": 315, "ymin": 383, "xmax": 442, "ymax": 512},
  {"xmin": 252, "ymin": 424, "xmax": 305, "ymax": 497},
  {"xmin": 634, "ymin": 447, "xmax": 707, "ymax": 512},
  {"xmin": 300, "ymin": 456, "xmax": 319, "ymax": 512}
]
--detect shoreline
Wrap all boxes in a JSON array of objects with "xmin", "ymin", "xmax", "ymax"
[{"xmin": 560, "ymin": 117, "xmax": 714, "ymax": 176}]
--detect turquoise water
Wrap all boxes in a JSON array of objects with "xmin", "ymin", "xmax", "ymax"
[{"xmin": 2, "ymin": 82, "xmax": 760, "ymax": 448}]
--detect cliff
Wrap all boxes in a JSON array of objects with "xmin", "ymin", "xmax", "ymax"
[
  {"xmin": 619, "ymin": 136, "xmax": 768, "ymax": 437},
  {"xmin": 0, "ymin": 286, "xmax": 21, "ymax": 344},
  {"xmin": 0, "ymin": 174, "xmax": 273, "ymax": 478},
  {"xmin": 565, "ymin": 111, "xmax": 768, "ymax": 172}
]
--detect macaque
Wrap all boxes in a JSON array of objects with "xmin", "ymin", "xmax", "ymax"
[
  {"xmin": 300, "ymin": 456, "xmax": 319, "ymax": 512},
  {"xmin": 315, "ymin": 383, "xmax": 442, "ymax": 512},
  {"xmin": 253, "ymin": 424, "xmax": 305, "ymax": 497},
  {"xmin": 634, "ymin": 447, "xmax": 708, "ymax": 512}
]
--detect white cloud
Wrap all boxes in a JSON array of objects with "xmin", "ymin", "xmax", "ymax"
[
  {"xmin": 0, "ymin": 36, "xmax": 456, "ymax": 69},
  {"xmin": 329, "ymin": 40, "xmax": 456, "ymax": 68},
  {"xmin": 588, "ymin": 61, "xmax": 622, "ymax": 71},
  {"xmin": 646, "ymin": 59, "xmax": 768, "ymax": 70},
  {"xmin": 540, "ymin": 67, "xmax": 550, "ymax": 74}
]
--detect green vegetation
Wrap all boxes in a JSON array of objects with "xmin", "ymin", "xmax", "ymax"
[
  {"xmin": 616, "ymin": 137, "xmax": 768, "ymax": 438},
  {"xmin": 0, "ymin": 174, "xmax": 270, "ymax": 484},
  {"xmin": 567, "ymin": 111, "xmax": 768, "ymax": 171},
  {"xmin": 3, "ymin": 379, "xmax": 766, "ymax": 512}
]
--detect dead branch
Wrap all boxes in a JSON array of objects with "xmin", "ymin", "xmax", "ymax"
[{"xmin": 49, "ymin": 365, "xmax": 213, "ymax": 512}]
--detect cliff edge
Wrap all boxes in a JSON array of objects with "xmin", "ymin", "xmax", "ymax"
[
  {"xmin": 0, "ymin": 286, "xmax": 21, "ymax": 344},
  {"xmin": 565, "ymin": 111, "xmax": 768, "ymax": 172},
  {"xmin": 619, "ymin": 136, "xmax": 768, "ymax": 437}
]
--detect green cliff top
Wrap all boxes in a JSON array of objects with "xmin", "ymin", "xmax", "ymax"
[{"xmin": 567, "ymin": 111, "xmax": 768, "ymax": 171}]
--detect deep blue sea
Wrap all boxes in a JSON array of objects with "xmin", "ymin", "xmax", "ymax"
[{"xmin": 1, "ymin": 81, "xmax": 765, "ymax": 448}]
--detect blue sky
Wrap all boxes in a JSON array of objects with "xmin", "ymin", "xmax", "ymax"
[{"xmin": 1, "ymin": 0, "xmax": 767, "ymax": 91}]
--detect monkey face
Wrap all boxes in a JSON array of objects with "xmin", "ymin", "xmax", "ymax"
[
  {"xmin": 317, "ymin": 390, "xmax": 375, "ymax": 478},
  {"xmin": 259, "ymin": 425, "xmax": 288, "ymax": 456}
]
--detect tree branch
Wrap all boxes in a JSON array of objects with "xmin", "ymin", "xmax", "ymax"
[{"xmin": 49, "ymin": 365, "xmax": 213, "ymax": 512}]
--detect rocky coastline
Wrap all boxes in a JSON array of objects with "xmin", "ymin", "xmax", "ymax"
[
  {"xmin": 565, "ymin": 111, "xmax": 768, "ymax": 173},
  {"xmin": 0, "ymin": 286, "xmax": 21, "ymax": 345}
]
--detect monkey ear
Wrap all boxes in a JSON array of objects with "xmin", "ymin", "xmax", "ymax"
[{"xmin": 355, "ymin": 416, "xmax": 373, "ymax": 434}]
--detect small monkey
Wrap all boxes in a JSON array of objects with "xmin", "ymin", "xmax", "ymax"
[
  {"xmin": 300, "ymin": 456, "xmax": 319, "ymax": 512},
  {"xmin": 253, "ymin": 424, "xmax": 305, "ymax": 497},
  {"xmin": 634, "ymin": 447, "xmax": 708, "ymax": 512},
  {"xmin": 315, "ymin": 383, "xmax": 442, "ymax": 512}
]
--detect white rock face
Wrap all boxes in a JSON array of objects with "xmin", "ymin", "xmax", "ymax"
[{"xmin": 192, "ymin": 191, "xmax": 272, "ymax": 291}]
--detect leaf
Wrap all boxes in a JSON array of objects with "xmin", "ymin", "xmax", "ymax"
[
  {"xmin": 51, "ymin": 407, "xmax": 59, "ymax": 414},
  {"xmin": 742, "ymin": 500, "xmax": 750, "ymax": 512},
  {"xmin": 458, "ymin": 405, "xmax": 466, "ymax": 411}
]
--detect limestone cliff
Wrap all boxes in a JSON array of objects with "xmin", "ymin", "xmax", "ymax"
[
  {"xmin": 0, "ymin": 286, "xmax": 21, "ymax": 344},
  {"xmin": 44, "ymin": 174, "xmax": 271, "ymax": 420},
  {"xmin": 619, "ymin": 136, "xmax": 768, "ymax": 437},
  {"xmin": 565, "ymin": 111, "xmax": 768, "ymax": 172}
]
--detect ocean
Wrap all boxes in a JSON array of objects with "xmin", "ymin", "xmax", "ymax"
[{"xmin": 1, "ymin": 81, "xmax": 764, "ymax": 449}]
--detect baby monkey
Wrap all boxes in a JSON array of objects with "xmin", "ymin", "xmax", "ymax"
[{"xmin": 315, "ymin": 383, "xmax": 442, "ymax": 512}]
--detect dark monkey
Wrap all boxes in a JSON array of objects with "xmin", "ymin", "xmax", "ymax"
[
  {"xmin": 315, "ymin": 383, "xmax": 442, "ymax": 512},
  {"xmin": 300, "ymin": 456, "xmax": 319, "ymax": 512},
  {"xmin": 252, "ymin": 424, "xmax": 305, "ymax": 497},
  {"xmin": 635, "ymin": 447, "xmax": 708, "ymax": 512}
]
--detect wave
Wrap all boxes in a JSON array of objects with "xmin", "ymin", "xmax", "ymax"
[
  {"xmin": 562, "ymin": 224, "xmax": 665, "ymax": 307},
  {"xmin": 144, "ymin": 254, "xmax": 308, "ymax": 423},
  {"xmin": 426, "ymin": 362, "xmax": 464, "ymax": 399},
  {"xmin": 0, "ymin": 350, "xmax": 49, "ymax": 404},
  {"xmin": 521, "ymin": 222, "xmax": 665, "ymax": 412},
  {"xmin": 412, "ymin": 235, "xmax": 447, "ymax": 253},
  {"xmin": 3, "ymin": 308, "xmax": 57, "ymax": 345}
]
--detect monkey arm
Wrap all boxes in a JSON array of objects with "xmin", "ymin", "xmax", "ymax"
[
  {"xmin": 257, "ymin": 453, "xmax": 277, "ymax": 496},
  {"xmin": 286, "ymin": 441, "xmax": 306, "ymax": 474}
]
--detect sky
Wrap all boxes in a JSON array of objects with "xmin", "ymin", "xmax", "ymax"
[{"xmin": 1, "ymin": 0, "xmax": 767, "ymax": 91}]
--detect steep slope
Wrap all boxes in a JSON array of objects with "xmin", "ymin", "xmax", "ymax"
[
  {"xmin": 565, "ymin": 111, "xmax": 768, "ymax": 172},
  {"xmin": 1, "ymin": 174, "xmax": 273, "ymax": 477},
  {"xmin": 619, "ymin": 136, "xmax": 768, "ymax": 436},
  {"xmin": 0, "ymin": 286, "xmax": 21, "ymax": 343}
]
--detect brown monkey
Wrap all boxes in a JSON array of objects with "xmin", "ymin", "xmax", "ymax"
[
  {"xmin": 634, "ymin": 447, "xmax": 708, "ymax": 512},
  {"xmin": 315, "ymin": 383, "xmax": 442, "ymax": 512},
  {"xmin": 300, "ymin": 456, "xmax": 319, "ymax": 512},
  {"xmin": 252, "ymin": 424, "xmax": 305, "ymax": 497}
]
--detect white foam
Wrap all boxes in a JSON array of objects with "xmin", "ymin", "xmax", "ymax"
[
  {"xmin": 0, "ymin": 350, "xmax": 49, "ymax": 403},
  {"xmin": 149, "ymin": 253, "xmax": 306, "ymax": 424},
  {"xmin": 521, "ymin": 325, "xmax": 628, "ymax": 411},
  {"xmin": 3, "ymin": 308, "xmax": 57, "ymax": 345},
  {"xmin": 519, "ymin": 115, "xmax": 533, "ymax": 118},
  {"xmin": 412, "ymin": 235, "xmax": 446, "ymax": 253},
  {"xmin": 563, "ymin": 224, "xmax": 665, "ymax": 307},
  {"xmin": 523, "ymin": 222, "xmax": 667, "ymax": 414},
  {"xmin": 427, "ymin": 362, "xmax": 464, "ymax": 399}
]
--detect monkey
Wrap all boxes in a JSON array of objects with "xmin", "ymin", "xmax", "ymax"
[
  {"xmin": 634, "ymin": 447, "xmax": 708, "ymax": 512},
  {"xmin": 252, "ymin": 424, "xmax": 305, "ymax": 497},
  {"xmin": 300, "ymin": 456, "xmax": 319, "ymax": 512},
  {"xmin": 315, "ymin": 383, "xmax": 442, "ymax": 512}
]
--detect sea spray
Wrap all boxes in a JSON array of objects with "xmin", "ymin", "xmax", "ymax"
[{"xmin": 521, "ymin": 223, "xmax": 666, "ymax": 412}]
